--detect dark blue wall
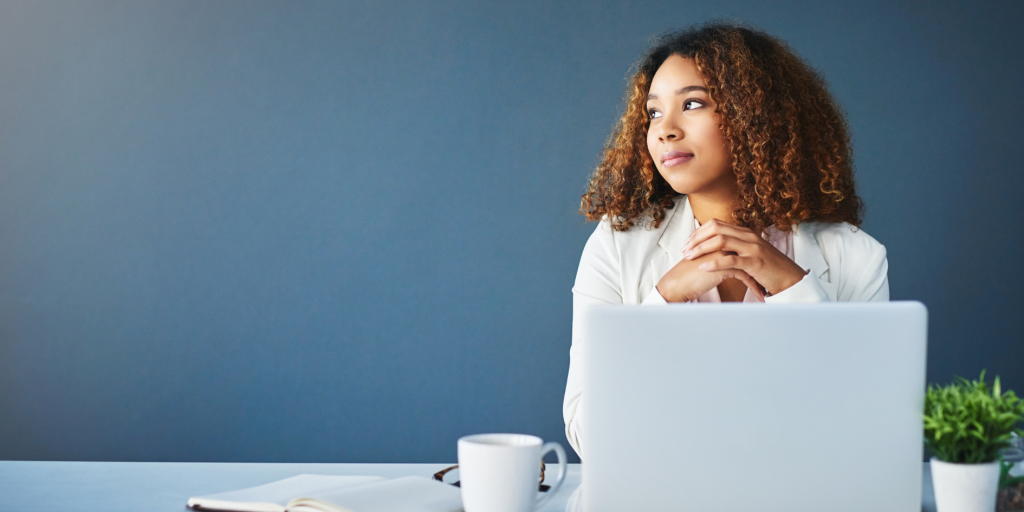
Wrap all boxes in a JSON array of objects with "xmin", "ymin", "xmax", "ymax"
[{"xmin": 0, "ymin": 0, "xmax": 1021, "ymax": 463}]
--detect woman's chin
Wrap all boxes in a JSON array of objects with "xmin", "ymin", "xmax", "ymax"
[
  {"xmin": 659, "ymin": 169, "xmax": 732, "ymax": 197},
  {"xmin": 662, "ymin": 177, "xmax": 705, "ymax": 196}
]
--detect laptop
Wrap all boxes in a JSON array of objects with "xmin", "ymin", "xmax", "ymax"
[{"xmin": 579, "ymin": 302, "xmax": 927, "ymax": 512}]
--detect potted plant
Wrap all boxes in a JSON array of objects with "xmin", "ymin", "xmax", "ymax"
[{"xmin": 924, "ymin": 372, "xmax": 1024, "ymax": 512}]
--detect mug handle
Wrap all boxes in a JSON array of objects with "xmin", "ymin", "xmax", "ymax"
[{"xmin": 535, "ymin": 442, "xmax": 567, "ymax": 509}]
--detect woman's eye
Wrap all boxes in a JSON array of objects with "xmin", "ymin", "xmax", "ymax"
[
  {"xmin": 684, "ymin": 100, "xmax": 703, "ymax": 110},
  {"xmin": 648, "ymin": 109, "xmax": 662, "ymax": 119}
]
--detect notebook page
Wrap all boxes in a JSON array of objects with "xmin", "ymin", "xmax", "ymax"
[
  {"xmin": 188, "ymin": 475, "xmax": 386, "ymax": 508},
  {"xmin": 291, "ymin": 476, "xmax": 463, "ymax": 512}
]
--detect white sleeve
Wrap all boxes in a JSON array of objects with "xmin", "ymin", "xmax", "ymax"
[
  {"xmin": 764, "ymin": 273, "xmax": 830, "ymax": 303},
  {"xmin": 641, "ymin": 286, "xmax": 668, "ymax": 304},
  {"xmin": 564, "ymin": 223, "xmax": 621, "ymax": 460},
  {"xmin": 564, "ymin": 291, "xmax": 612, "ymax": 461},
  {"xmin": 767, "ymin": 225, "xmax": 889, "ymax": 304}
]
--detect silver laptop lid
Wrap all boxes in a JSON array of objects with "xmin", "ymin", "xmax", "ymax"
[{"xmin": 581, "ymin": 302, "xmax": 927, "ymax": 512}]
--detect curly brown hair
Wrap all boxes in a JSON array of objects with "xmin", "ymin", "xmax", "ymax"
[{"xmin": 581, "ymin": 23, "xmax": 863, "ymax": 233}]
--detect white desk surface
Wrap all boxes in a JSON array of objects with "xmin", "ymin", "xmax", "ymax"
[{"xmin": 0, "ymin": 460, "xmax": 934, "ymax": 511}]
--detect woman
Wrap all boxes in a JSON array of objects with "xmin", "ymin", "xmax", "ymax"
[{"xmin": 563, "ymin": 23, "xmax": 889, "ymax": 459}]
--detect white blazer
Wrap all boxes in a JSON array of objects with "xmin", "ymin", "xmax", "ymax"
[{"xmin": 563, "ymin": 195, "xmax": 889, "ymax": 459}]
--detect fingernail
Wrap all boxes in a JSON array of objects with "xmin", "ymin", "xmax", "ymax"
[
  {"xmin": 682, "ymin": 250, "xmax": 691, "ymax": 259},
  {"xmin": 698, "ymin": 263, "xmax": 710, "ymax": 271}
]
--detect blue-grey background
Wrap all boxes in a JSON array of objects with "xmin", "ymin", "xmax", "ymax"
[{"xmin": 0, "ymin": 0, "xmax": 1020, "ymax": 463}]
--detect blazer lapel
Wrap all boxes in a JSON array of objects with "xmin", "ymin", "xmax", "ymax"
[
  {"xmin": 792, "ymin": 223, "xmax": 837, "ymax": 301},
  {"xmin": 650, "ymin": 196, "xmax": 695, "ymax": 284}
]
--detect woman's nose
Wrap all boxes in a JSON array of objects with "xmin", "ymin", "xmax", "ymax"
[{"xmin": 657, "ymin": 117, "xmax": 683, "ymax": 142}]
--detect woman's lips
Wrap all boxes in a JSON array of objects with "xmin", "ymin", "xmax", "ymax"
[{"xmin": 661, "ymin": 151, "xmax": 694, "ymax": 167}]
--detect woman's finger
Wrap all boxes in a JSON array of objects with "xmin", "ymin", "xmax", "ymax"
[
  {"xmin": 720, "ymin": 268, "xmax": 765, "ymax": 302},
  {"xmin": 697, "ymin": 253, "xmax": 740, "ymax": 272},
  {"xmin": 683, "ymin": 233, "xmax": 756, "ymax": 260},
  {"xmin": 694, "ymin": 222, "xmax": 759, "ymax": 246},
  {"xmin": 682, "ymin": 234, "xmax": 728, "ymax": 260},
  {"xmin": 684, "ymin": 219, "xmax": 759, "ymax": 252}
]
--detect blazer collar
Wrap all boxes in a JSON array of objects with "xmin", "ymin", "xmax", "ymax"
[
  {"xmin": 649, "ymin": 196, "xmax": 695, "ymax": 285},
  {"xmin": 791, "ymin": 222, "xmax": 829, "ymax": 280},
  {"xmin": 792, "ymin": 222, "xmax": 837, "ymax": 301},
  {"xmin": 657, "ymin": 195, "xmax": 695, "ymax": 257}
]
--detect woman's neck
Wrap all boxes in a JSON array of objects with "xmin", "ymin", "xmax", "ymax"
[{"xmin": 687, "ymin": 191, "xmax": 739, "ymax": 226}]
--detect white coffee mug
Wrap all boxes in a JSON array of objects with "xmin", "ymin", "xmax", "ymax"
[{"xmin": 458, "ymin": 433, "xmax": 567, "ymax": 512}]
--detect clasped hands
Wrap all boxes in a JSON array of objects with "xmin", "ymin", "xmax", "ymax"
[{"xmin": 655, "ymin": 219, "xmax": 808, "ymax": 303}]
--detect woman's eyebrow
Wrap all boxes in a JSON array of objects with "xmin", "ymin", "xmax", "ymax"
[{"xmin": 647, "ymin": 85, "xmax": 708, "ymax": 100}]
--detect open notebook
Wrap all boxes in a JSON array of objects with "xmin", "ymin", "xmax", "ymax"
[{"xmin": 186, "ymin": 474, "xmax": 463, "ymax": 512}]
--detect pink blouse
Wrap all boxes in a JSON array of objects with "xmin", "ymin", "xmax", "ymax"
[{"xmin": 694, "ymin": 220, "xmax": 795, "ymax": 303}]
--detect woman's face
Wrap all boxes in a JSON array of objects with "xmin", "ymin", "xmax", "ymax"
[{"xmin": 646, "ymin": 55, "xmax": 734, "ymax": 197}]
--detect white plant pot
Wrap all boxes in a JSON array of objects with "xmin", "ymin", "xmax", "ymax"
[{"xmin": 931, "ymin": 458, "xmax": 1001, "ymax": 512}]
